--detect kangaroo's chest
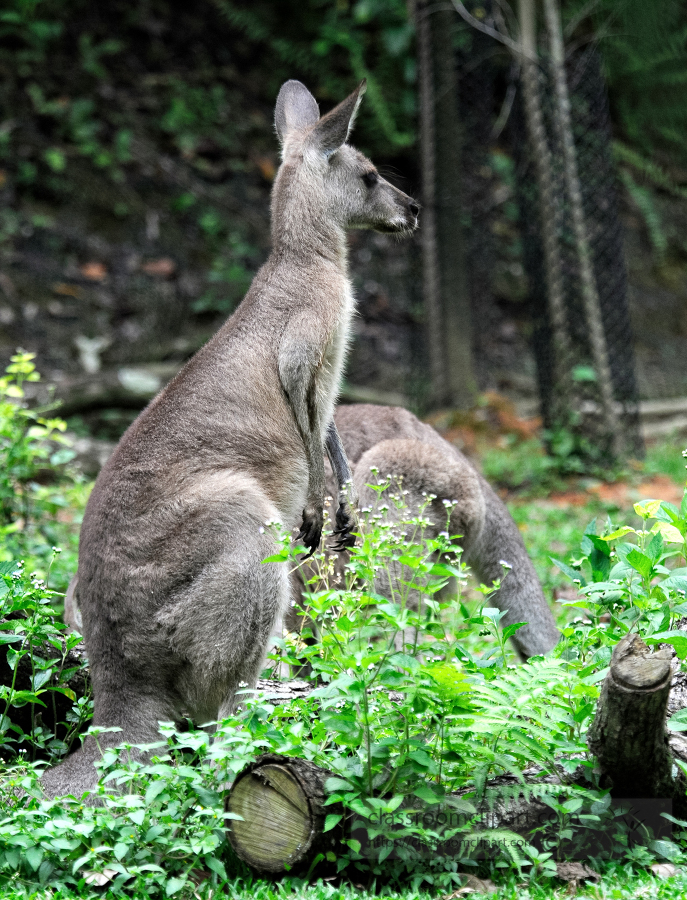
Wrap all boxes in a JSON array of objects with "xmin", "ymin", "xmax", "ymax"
[{"xmin": 315, "ymin": 283, "xmax": 355, "ymax": 426}]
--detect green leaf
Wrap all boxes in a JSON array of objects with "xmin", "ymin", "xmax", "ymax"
[
  {"xmin": 413, "ymin": 783, "xmax": 441, "ymax": 803},
  {"xmin": 50, "ymin": 448, "xmax": 76, "ymax": 466},
  {"xmin": 390, "ymin": 652, "xmax": 419, "ymax": 671},
  {"xmin": 645, "ymin": 631, "xmax": 687, "ymax": 660},
  {"xmin": 655, "ymin": 501, "xmax": 680, "ymax": 524},
  {"xmin": 195, "ymin": 786, "xmax": 221, "ymax": 808},
  {"xmin": 323, "ymin": 814, "xmax": 343, "ymax": 833},
  {"xmin": 650, "ymin": 839, "xmax": 681, "ymax": 860},
  {"xmin": 625, "ymin": 548, "xmax": 654, "ymax": 579},
  {"xmin": 166, "ymin": 876, "xmax": 187, "ymax": 896},
  {"xmin": 408, "ymin": 749, "xmax": 432, "ymax": 768},
  {"xmin": 587, "ymin": 535, "xmax": 611, "ymax": 557},
  {"xmin": 581, "ymin": 666, "xmax": 610, "ymax": 685},
  {"xmin": 25, "ymin": 846, "xmax": 43, "ymax": 872},
  {"xmin": 550, "ymin": 558, "xmax": 586, "ymax": 586},
  {"xmin": 325, "ymin": 777, "xmax": 354, "ymax": 793},
  {"xmin": 652, "ymin": 521, "xmax": 683, "ymax": 544},
  {"xmin": 38, "ymin": 859, "xmax": 53, "ymax": 885},
  {"xmin": 206, "ymin": 857, "xmax": 227, "ymax": 880},
  {"xmin": 663, "ymin": 574, "xmax": 687, "ymax": 594},
  {"xmin": 53, "ymin": 686, "xmax": 76, "ymax": 702},
  {"xmin": 646, "ymin": 528, "xmax": 664, "ymax": 562},
  {"xmin": 144, "ymin": 781, "xmax": 167, "ymax": 804},
  {"xmin": 261, "ymin": 552, "xmax": 289, "ymax": 564},
  {"xmin": 601, "ymin": 526, "xmax": 637, "ymax": 542},
  {"xmin": 43, "ymin": 148, "xmax": 66, "ymax": 172},
  {"xmin": 635, "ymin": 499, "xmax": 662, "ymax": 520},
  {"xmin": 502, "ymin": 623, "xmax": 526, "ymax": 641},
  {"xmin": 668, "ymin": 708, "xmax": 687, "ymax": 732}
]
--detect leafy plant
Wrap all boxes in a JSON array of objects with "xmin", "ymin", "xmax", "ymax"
[
  {"xmin": 0, "ymin": 353, "xmax": 85, "ymax": 592},
  {"xmin": 258, "ymin": 481, "xmax": 606, "ymax": 882},
  {"xmin": 0, "ymin": 557, "xmax": 90, "ymax": 764}
]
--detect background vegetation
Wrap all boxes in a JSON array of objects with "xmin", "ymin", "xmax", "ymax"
[{"xmin": 0, "ymin": 1, "xmax": 687, "ymax": 897}]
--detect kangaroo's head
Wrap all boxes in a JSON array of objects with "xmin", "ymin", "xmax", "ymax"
[{"xmin": 272, "ymin": 80, "xmax": 419, "ymax": 249}]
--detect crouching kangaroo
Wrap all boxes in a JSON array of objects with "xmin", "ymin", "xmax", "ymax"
[
  {"xmin": 288, "ymin": 404, "xmax": 560, "ymax": 659},
  {"xmin": 44, "ymin": 81, "xmax": 418, "ymax": 799}
]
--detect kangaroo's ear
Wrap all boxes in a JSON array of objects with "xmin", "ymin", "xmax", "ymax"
[
  {"xmin": 311, "ymin": 80, "xmax": 366, "ymax": 157},
  {"xmin": 275, "ymin": 80, "xmax": 320, "ymax": 145}
]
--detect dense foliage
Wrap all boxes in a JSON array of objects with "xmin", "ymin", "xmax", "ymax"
[{"xmin": 0, "ymin": 358, "xmax": 687, "ymax": 895}]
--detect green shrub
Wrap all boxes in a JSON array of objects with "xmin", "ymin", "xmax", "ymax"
[
  {"xmin": 0, "ymin": 352, "xmax": 88, "ymax": 594},
  {"xmin": 0, "ymin": 559, "xmax": 89, "ymax": 763}
]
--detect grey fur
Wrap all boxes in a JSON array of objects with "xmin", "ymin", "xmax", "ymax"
[
  {"xmin": 288, "ymin": 405, "xmax": 560, "ymax": 660},
  {"xmin": 43, "ymin": 82, "xmax": 418, "ymax": 800}
]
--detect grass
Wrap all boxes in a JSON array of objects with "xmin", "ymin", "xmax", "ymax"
[
  {"xmin": 483, "ymin": 433, "xmax": 687, "ymax": 619},
  {"xmin": 0, "ymin": 868, "xmax": 684, "ymax": 900},
  {"xmin": 644, "ymin": 436, "xmax": 687, "ymax": 484}
]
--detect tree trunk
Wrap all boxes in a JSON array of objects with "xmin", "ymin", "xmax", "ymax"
[
  {"xmin": 416, "ymin": 0, "xmax": 476, "ymax": 409},
  {"xmin": 416, "ymin": 0, "xmax": 446, "ymax": 407},
  {"xmin": 542, "ymin": 0, "xmax": 621, "ymax": 457},
  {"xmin": 517, "ymin": 0, "xmax": 571, "ymax": 409},
  {"xmin": 432, "ymin": 5, "xmax": 476, "ymax": 409},
  {"xmin": 225, "ymin": 753, "xmax": 341, "ymax": 875},
  {"xmin": 587, "ymin": 633, "xmax": 683, "ymax": 810}
]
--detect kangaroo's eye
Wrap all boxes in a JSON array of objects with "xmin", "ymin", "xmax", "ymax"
[{"xmin": 362, "ymin": 171, "xmax": 378, "ymax": 188}]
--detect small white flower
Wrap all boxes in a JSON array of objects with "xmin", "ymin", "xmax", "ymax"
[{"xmin": 499, "ymin": 559, "xmax": 513, "ymax": 570}]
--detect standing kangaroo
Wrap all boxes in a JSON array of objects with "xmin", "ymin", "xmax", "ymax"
[
  {"xmin": 43, "ymin": 80, "xmax": 419, "ymax": 798},
  {"xmin": 288, "ymin": 405, "xmax": 560, "ymax": 659}
]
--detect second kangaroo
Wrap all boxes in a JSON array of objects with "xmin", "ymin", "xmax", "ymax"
[{"xmin": 43, "ymin": 79, "xmax": 418, "ymax": 799}]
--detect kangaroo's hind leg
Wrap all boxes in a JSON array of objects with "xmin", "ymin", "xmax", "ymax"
[{"xmin": 154, "ymin": 485, "xmax": 291, "ymax": 727}]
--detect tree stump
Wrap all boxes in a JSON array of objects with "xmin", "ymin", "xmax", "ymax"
[
  {"xmin": 225, "ymin": 753, "xmax": 341, "ymax": 875},
  {"xmin": 587, "ymin": 633, "xmax": 680, "ymax": 805}
]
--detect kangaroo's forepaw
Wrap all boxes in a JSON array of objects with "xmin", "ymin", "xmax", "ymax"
[
  {"xmin": 297, "ymin": 505, "xmax": 324, "ymax": 558},
  {"xmin": 330, "ymin": 502, "xmax": 357, "ymax": 552}
]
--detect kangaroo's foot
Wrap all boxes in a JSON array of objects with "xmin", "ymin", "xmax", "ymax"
[
  {"xmin": 297, "ymin": 503, "xmax": 324, "ymax": 558},
  {"xmin": 330, "ymin": 500, "xmax": 357, "ymax": 551}
]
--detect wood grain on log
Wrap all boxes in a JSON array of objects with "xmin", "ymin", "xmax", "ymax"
[
  {"xmin": 587, "ymin": 633, "xmax": 681, "ymax": 805},
  {"xmin": 226, "ymin": 753, "xmax": 341, "ymax": 875}
]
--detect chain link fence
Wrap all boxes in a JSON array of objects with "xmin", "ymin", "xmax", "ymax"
[{"xmin": 454, "ymin": 10, "xmax": 643, "ymax": 464}]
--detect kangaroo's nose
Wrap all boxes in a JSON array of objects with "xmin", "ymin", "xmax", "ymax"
[{"xmin": 408, "ymin": 201, "xmax": 420, "ymax": 218}]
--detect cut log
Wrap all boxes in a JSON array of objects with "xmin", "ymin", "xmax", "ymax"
[
  {"xmin": 587, "ymin": 633, "xmax": 684, "ymax": 810},
  {"xmin": 225, "ymin": 753, "xmax": 341, "ymax": 875}
]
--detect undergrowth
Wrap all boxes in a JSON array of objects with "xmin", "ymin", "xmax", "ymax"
[{"xmin": 0, "ymin": 358, "xmax": 686, "ymax": 896}]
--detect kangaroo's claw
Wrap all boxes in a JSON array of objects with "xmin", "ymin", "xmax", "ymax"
[
  {"xmin": 297, "ymin": 506, "xmax": 323, "ymax": 558},
  {"xmin": 329, "ymin": 502, "xmax": 357, "ymax": 552}
]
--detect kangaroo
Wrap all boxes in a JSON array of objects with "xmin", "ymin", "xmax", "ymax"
[
  {"xmin": 288, "ymin": 404, "xmax": 560, "ymax": 660},
  {"xmin": 43, "ymin": 81, "xmax": 419, "ymax": 799}
]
